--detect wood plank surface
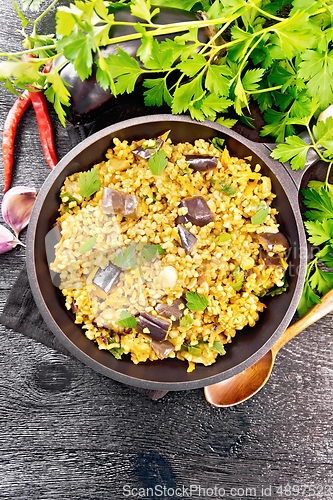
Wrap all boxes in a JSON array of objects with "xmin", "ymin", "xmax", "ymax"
[{"xmin": 0, "ymin": 2, "xmax": 332, "ymax": 499}]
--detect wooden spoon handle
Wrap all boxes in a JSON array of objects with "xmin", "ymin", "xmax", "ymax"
[{"xmin": 271, "ymin": 287, "xmax": 333, "ymax": 357}]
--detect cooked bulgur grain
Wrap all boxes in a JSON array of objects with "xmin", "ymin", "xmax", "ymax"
[{"xmin": 50, "ymin": 134, "xmax": 288, "ymax": 371}]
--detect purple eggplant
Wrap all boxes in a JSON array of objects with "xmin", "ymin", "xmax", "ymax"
[
  {"xmin": 102, "ymin": 187, "xmax": 139, "ymax": 217},
  {"xmin": 155, "ymin": 298, "xmax": 185, "ymax": 322},
  {"xmin": 135, "ymin": 311, "xmax": 171, "ymax": 341},
  {"xmin": 176, "ymin": 196, "xmax": 215, "ymax": 227},
  {"xmin": 184, "ymin": 155, "xmax": 218, "ymax": 172},
  {"xmin": 177, "ymin": 225, "xmax": 198, "ymax": 253},
  {"xmin": 57, "ymin": 7, "xmax": 209, "ymax": 124},
  {"xmin": 93, "ymin": 262, "xmax": 122, "ymax": 293},
  {"xmin": 132, "ymin": 138, "xmax": 163, "ymax": 160},
  {"xmin": 257, "ymin": 232, "xmax": 290, "ymax": 253},
  {"xmin": 259, "ymin": 249, "xmax": 284, "ymax": 269},
  {"xmin": 150, "ymin": 339, "xmax": 175, "ymax": 359}
]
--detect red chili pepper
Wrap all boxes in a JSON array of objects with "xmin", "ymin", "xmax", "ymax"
[
  {"xmin": 28, "ymin": 89, "xmax": 57, "ymax": 171},
  {"xmin": 2, "ymin": 90, "xmax": 31, "ymax": 193}
]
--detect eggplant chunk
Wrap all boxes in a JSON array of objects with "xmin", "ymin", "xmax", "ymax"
[
  {"xmin": 257, "ymin": 232, "xmax": 290, "ymax": 253},
  {"xmin": 57, "ymin": 7, "xmax": 209, "ymax": 124},
  {"xmin": 135, "ymin": 312, "xmax": 171, "ymax": 341},
  {"xmin": 102, "ymin": 187, "xmax": 139, "ymax": 217},
  {"xmin": 93, "ymin": 262, "xmax": 122, "ymax": 293},
  {"xmin": 150, "ymin": 339, "xmax": 175, "ymax": 359},
  {"xmin": 177, "ymin": 225, "xmax": 198, "ymax": 253},
  {"xmin": 155, "ymin": 298, "xmax": 185, "ymax": 322},
  {"xmin": 132, "ymin": 138, "xmax": 163, "ymax": 159},
  {"xmin": 184, "ymin": 155, "xmax": 218, "ymax": 171},
  {"xmin": 259, "ymin": 249, "xmax": 285, "ymax": 269},
  {"xmin": 176, "ymin": 196, "xmax": 215, "ymax": 226}
]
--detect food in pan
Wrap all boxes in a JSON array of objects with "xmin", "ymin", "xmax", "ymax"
[{"xmin": 50, "ymin": 133, "xmax": 289, "ymax": 372}]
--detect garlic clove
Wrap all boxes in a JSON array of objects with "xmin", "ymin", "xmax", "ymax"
[
  {"xmin": 159, "ymin": 266, "xmax": 178, "ymax": 289},
  {"xmin": 0, "ymin": 224, "xmax": 23, "ymax": 254},
  {"xmin": 1, "ymin": 186, "xmax": 37, "ymax": 237}
]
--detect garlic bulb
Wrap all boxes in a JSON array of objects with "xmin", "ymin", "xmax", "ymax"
[
  {"xmin": 0, "ymin": 224, "xmax": 23, "ymax": 254},
  {"xmin": 1, "ymin": 186, "xmax": 37, "ymax": 236},
  {"xmin": 317, "ymin": 104, "xmax": 333, "ymax": 123}
]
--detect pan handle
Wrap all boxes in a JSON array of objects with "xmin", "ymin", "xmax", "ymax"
[{"xmin": 263, "ymin": 131, "xmax": 322, "ymax": 191}]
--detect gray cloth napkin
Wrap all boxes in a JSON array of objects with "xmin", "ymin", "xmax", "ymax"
[{"xmin": 0, "ymin": 266, "xmax": 168, "ymax": 401}]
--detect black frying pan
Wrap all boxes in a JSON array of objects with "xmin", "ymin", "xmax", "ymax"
[{"xmin": 26, "ymin": 115, "xmax": 313, "ymax": 390}]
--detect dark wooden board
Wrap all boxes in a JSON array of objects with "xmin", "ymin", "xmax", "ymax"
[{"xmin": 0, "ymin": 1, "xmax": 333, "ymax": 499}]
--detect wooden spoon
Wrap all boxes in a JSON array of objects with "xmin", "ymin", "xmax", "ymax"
[{"xmin": 204, "ymin": 288, "xmax": 333, "ymax": 407}]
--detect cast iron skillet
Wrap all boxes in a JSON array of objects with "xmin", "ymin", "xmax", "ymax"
[{"xmin": 27, "ymin": 115, "xmax": 310, "ymax": 390}]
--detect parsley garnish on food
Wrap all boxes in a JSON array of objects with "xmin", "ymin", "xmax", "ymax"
[
  {"xmin": 142, "ymin": 244, "xmax": 165, "ymax": 262},
  {"xmin": 185, "ymin": 292, "xmax": 209, "ymax": 312},
  {"xmin": 211, "ymin": 177, "xmax": 236, "ymax": 196},
  {"xmin": 232, "ymin": 266, "xmax": 244, "ymax": 292},
  {"xmin": 210, "ymin": 341, "xmax": 226, "ymax": 355},
  {"xmin": 60, "ymin": 191, "xmax": 79, "ymax": 211},
  {"xmin": 109, "ymin": 346, "xmax": 125, "ymax": 360},
  {"xmin": 78, "ymin": 235, "xmax": 98, "ymax": 254},
  {"xmin": 147, "ymin": 149, "xmax": 168, "ymax": 175},
  {"xmin": 78, "ymin": 167, "xmax": 101, "ymax": 198},
  {"xmin": 215, "ymin": 233, "xmax": 231, "ymax": 243},
  {"xmin": 114, "ymin": 245, "xmax": 137, "ymax": 270},
  {"xmin": 211, "ymin": 137, "xmax": 225, "ymax": 152},
  {"xmin": 258, "ymin": 276, "xmax": 289, "ymax": 298},
  {"xmin": 179, "ymin": 314, "xmax": 193, "ymax": 327},
  {"xmin": 181, "ymin": 343, "xmax": 201, "ymax": 356},
  {"xmin": 179, "ymin": 165, "xmax": 191, "ymax": 177},
  {"xmin": 117, "ymin": 310, "xmax": 138, "ymax": 329},
  {"xmin": 297, "ymin": 179, "xmax": 333, "ymax": 317},
  {"xmin": 251, "ymin": 207, "xmax": 269, "ymax": 225}
]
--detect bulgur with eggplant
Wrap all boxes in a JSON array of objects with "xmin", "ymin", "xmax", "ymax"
[{"xmin": 50, "ymin": 133, "xmax": 289, "ymax": 372}]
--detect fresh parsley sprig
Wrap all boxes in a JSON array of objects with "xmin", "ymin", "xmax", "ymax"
[
  {"xmin": 297, "ymin": 179, "xmax": 333, "ymax": 317},
  {"xmin": 1, "ymin": 0, "xmax": 333, "ymax": 136}
]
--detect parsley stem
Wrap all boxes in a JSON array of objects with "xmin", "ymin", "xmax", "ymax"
[
  {"xmin": 233, "ymin": 32, "xmax": 266, "ymax": 86},
  {"xmin": 0, "ymin": 45, "xmax": 57, "ymax": 57},
  {"xmin": 325, "ymin": 162, "xmax": 333, "ymax": 190},
  {"xmin": 32, "ymin": 0, "xmax": 60, "ymax": 37},
  {"xmin": 249, "ymin": 2, "xmax": 285, "ymax": 22},
  {"xmin": 248, "ymin": 85, "xmax": 283, "ymax": 94}
]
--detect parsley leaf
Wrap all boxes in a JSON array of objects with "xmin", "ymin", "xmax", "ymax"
[
  {"xmin": 78, "ymin": 167, "xmax": 101, "ymax": 198},
  {"xmin": 117, "ymin": 310, "xmax": 138, "ymax": 329},
  {"xmin": 215, "ymin": 233, "xmax": 231, "ymax": 243},
  {"xmin": 185, "ymin": 292, "xmax": 209, "ymax": 312},
  {"xmin": 301, "ymin": 187, "xmax": 333, "ymax": 221},
  {"xmin": 142, "ymin": 244, "xmax": 165, "ymax": 262},
  {"xmin": 297, "ymin": 280, "xmax": 322, "ymax": 318},
  {"xmin": 270, "ymin": 136, "xmax": 311, "ymax": 170},
  {"xmin": 114, "ymin": 245, "xmax": 137, "ymax": 270},
  {"xmin": 210, "ymin": 341, "xmax": 226, "ymax": 355},
  {"xmin": 304, "ymin": 219, "xmax": 333, "ymax": 246},
  {"xmin": 232, "ymin": 266, "xmax": 244, "ymax": 291},
  {"xmin": 78, "ymin": 235, "xmax": 98, "ymax": 254},
  {"xmin": 179, "ymin": 314, "xmax": 193, "ymax": 327},
  {"xmin": 147, "ymin": 149, "xmax": 168, "ymax": 175},
  {"xmin": 211, "ymin": 177, "xmax": 237, "ymax": 196},
  {"xmin": 211, "ymin": 137, "xmax": 225, "ymax": 152},
  {"xmin": 60, "ymin": 191, "xmax": 79, "ymax": 211},
  {"xmin": 309, "ymin": 266, "xmax": 333, "ymax": 296},
  {"xmin": 251, "ymin": 207, "xmax": 269, "ymax": 225},
  {"xmin": 109, "ymin": 346, "xmax": 125, "ymax": 360},
  {"xmin": 181, "ymin": 343, "xmax": 202, "ymax": 356}
]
